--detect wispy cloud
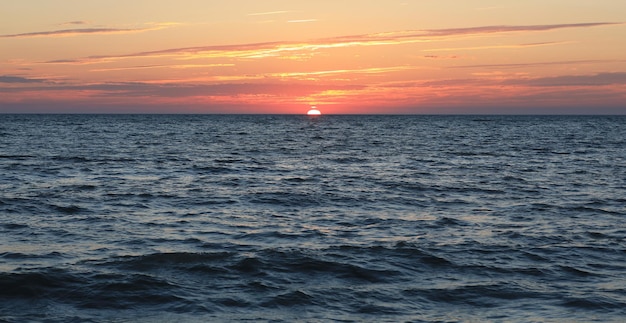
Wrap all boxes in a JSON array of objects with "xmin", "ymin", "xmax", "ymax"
[
  {"xmin": 0, "ymin": 80, "xmax": 365, "ymax": 99},
  {"xmin": 44, "ymin": 40, "xmax": 289, "ymax": 63},
  {"xmin": 324, "ymin": 23, "xmax": 620, "ymax": 43},
  {"xmin": 269, "ymin": 66, "xmax": 416, "ymax": 79},
  {"xmin": 451, "ymin": 59, "xmax": 626, "ymax": 69},
  {"xmin": 380, "ymin": 72, "xmax": 626, "ymax": 89},
  {"xmin": 370, "ymin": 71, "xmax": 626, "ymax": 91},
  {"xmin": 89, "ymin": 63, "xmax": 235, "ymax": 72},
  {"xmin": 1, "ymin": 28, "xmax": 146, "ymax": 38},
  {"xmin": 0, "ymin": 23, "xmax": 176, "ymax": 38},
  {"xmin": 505, "ymin": 72, "xmax": 626, "ymax": 87},
  {"xmin": 0, "ymin": 75, "xmax": 45, "ymax": 83},
  {"xmin": 422, "ymin": 55, "xmax": 460, "ymax": 60},
  {"xmin": 247, "ymin": 11, "xmax": 290, "ymax": 16},
  {"xmin": 58, "ymin": 20, "xmax": 89, "ymax": 26},
  {"xmin": 423, "ymin": 22, "xmax": 621, "ymax": 36},
  {"xmin": 423, "ymin": 41, "xmax": 570, "ymax": 52}
]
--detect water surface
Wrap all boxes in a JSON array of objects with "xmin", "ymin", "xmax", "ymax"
[{"xmin": 1, "ymin": 114, "xmax": 625, "ymax": 322}]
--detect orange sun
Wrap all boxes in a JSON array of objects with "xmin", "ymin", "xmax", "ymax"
[{"xmin": 307, "ymin": 106, "xmax": 321, "ymax": 115}]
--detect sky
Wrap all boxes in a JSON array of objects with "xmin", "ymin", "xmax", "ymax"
[{"xmin": 1, "ymin": 0, "xmax": 625, "ymax": 114}]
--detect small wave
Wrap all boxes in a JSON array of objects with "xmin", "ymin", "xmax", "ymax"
[
  {"xmin": 261, "ymin": 290, "xmax": 315, "ymax": 307},
  {"xmin": 0, "ymin": 252, "xmax": 62, "ymax": 260},
  {"xmin": 0, "ymin": 154, "xmax": 33, "ymax": 160},
  {"xmin": 52, "ymin": 204, "xmax": 86, "ymax": 215},
  {"xmin": 214, "ymin": 158, "xmax": 244, "ymax": 164},
  {"xmin": 434, "ymin": 216, "xmax": 467, "ymax": 227},
  {"xmin": 192, "ymin": 165, "xmax": 233, "ymax": 173},
  {"xmin": 450, "ymin": 151, "xmax": 500, "ymax": 157},
  {"xmin": 0, "ymin": 268, "xmax": 205, "ymax": 312},
  {"xmin": 565, "ymin": 205, "xmax": 622, "ymax": 215},
  {"xmin": 229, "ymin": 257, "xmax": 265, "ymax": 274},
  {"xmin": 329, "ymin": 156, "xmax": 368, "ymax": 164},
  {"xmin": 106, "ymin": 252, "xmax": 234, "ymax": 271},
  {"xmin": 288, "ymin": 258, "xmax": 397, "ymax": 283},
  {"xmin": 0, "ymin": 270, "xmax": 82, "ymax": 299},
  {"xmin": 2, "ymin": 223, "xmax": 29, "ymax": 230},
  {"xmin": 215, "ymin": 297, "xmax": 251, "ymax": 308},
  {"xmin": 332, "ymin": 243, "xmax": 455, "ymax": 269},
  {"xmin": 248, "ymin": 191, "xmax": 321, "ymax": 207},
  {"xmin": 502, "ymin": 175, "xmax": 526, "ymax": 182},
  {"xmin": 281, "ymin": 176, "xmax": 316, "ymax": 183},
  {"xmin": 414, "ymin": 282, "xmax": 542, "ymax": 306},
  {"xmin": 562, "ymin": 296, "xmax": 626, "ymax": 310},
  {"xmin": 78, "ymin": 274, "xmax": 185, "ymax": 310},
  {"xmin": 63, "ymin": 184, "xmax": 98, "ymax": 191},
  {"xmin": 51, "ymin": 156, "xmax": 90, "ymax": 163},
  {"xmin": 557, "ymin": 265, "xmax": 596, "ymax": 277},
  {"xmin": 236, "ymin": 230, "xmax": 325, "ymax": 242},
  {"xmin": 379, "ymin": 180, "xmax": 428, "ymax": 192}
]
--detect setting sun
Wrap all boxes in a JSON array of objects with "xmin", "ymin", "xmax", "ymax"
[{"xmin": 307, "ymin": 107, "xmax": 322, "ymax": 115}]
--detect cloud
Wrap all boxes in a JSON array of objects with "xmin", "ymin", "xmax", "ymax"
[
  {"xmin": 422, "ymin": 55, "xmax": 460, "ymax": 59},
  {"xmin": 0, "ymin": 23, "xmax": 176, "ymax": 38},
  {"xmin": 0, "ymin": 28, "xmax": 146, "ymax": 38},
  {"xmin": 0, "ymin": 80, "xmax": 365, "ymax": 99},
  {"xmin": 268, "ymin": 66, "xmax": 416, "ymax": 79},
  {"xmin": 89, "ymin": 63, "xmax": 235, "ymax": 72},
  {"xmin": 506, "ymin": 72, "xmax": 626, "ymax": 87},
  {"xmin": 375, "ymin": 72, "xmax": 626, "ymax": 89},
  {"xmin": 59, "ymin": 21, "xmax": 89, "ymax": 26},
  {"xmin": 42, "ymin": 22, "xmax": 620, "ymax": 64},
  {"xmin": 247, "ymin": 11, "xmax": 290, "ymax": 16},
  {"xmin": 323, "ymin": 22, "xmax": 620, "ymax": 43},
  {"xmin": 424, "ymin": 22, "xmax": 621, "ymax": 36},
  {"xmin": 423, "ymin": 41, "xmax": 569, "ymax": 52},
  {"xmin": 0, "ymin": 75, "xmax": 45, "ymax": 83},
  {"xmin": 450, "ymin": 59, "xmax": 624, "ymax": 69},
  {"xmin": 44, "ymin": 40, "xmax": 290, "ymax": 64}
]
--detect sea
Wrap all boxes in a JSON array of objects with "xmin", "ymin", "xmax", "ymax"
[{"xmin": 0, "ymin": 114, "xmax": 624, "ymax": 322}]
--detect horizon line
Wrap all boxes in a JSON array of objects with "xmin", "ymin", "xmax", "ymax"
[{"xmin": 2, "ymin": 112, "xmax": 624, "ymax": 116}]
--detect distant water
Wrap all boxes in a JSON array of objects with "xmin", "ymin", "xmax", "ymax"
[{"xmin": 1, "ymin": 114, "xmax": 625, "ymax": 322}]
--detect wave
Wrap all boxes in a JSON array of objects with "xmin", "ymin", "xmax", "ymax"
[{"xmin": 1, "ymin": 241, "xmax": 625, "ymax": 321}]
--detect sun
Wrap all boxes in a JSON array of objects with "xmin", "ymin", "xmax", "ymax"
[{"xmin": 307, "ymin": 106, "xmax": 321, "ymax": 115}]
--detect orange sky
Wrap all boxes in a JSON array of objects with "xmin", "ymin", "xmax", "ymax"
[{"xmin": 1, "ymin": 1, "xmax": 625, "ymax": 114}]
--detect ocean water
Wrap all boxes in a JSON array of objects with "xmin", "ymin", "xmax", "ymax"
[{"xmin": 0, "ymin": 114, "xmax": 625, "ymax": 322}]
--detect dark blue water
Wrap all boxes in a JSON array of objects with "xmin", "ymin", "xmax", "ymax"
[{"xmin": 1, "ymin": 114, "xmax": 625, "ymax": 322}]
